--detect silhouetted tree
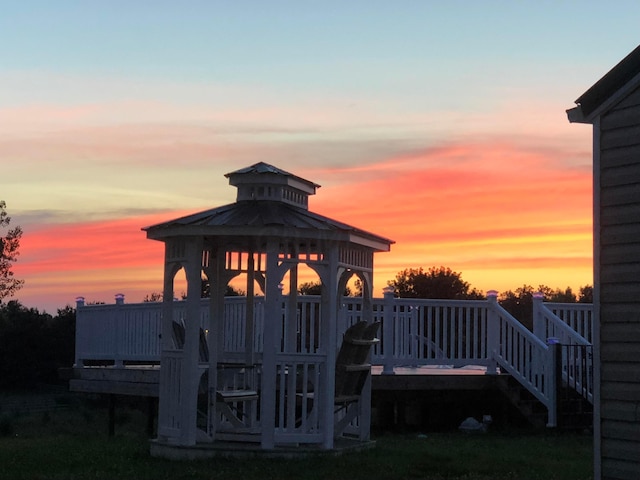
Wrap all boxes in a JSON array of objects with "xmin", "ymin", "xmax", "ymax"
[
  {"xmin": 499, "ymin": 284, "xmax": 596, "ymax": 330},
  {"xmin": 0, "ymin": 301, "xmax": 76, "ymax": 388},
  {"xmin": 298, "ymin": 281, "xmax": 352, "ymax": 296},
  {"xmin": 0, "ymin": 201, "xmax": 23, "ymax": 301},
  {"xmin": 578, "ymin": 285, "xmax": 593, "ymax": 303},
  {"xmin": 499, "ymin": 284, "xmax": 580, "ymax": 330},
  {"xmin": 298, "ymin": 281, "xmax": 321, "ymax": 295},
  {"xmin": 388, "ymin": 266, "xmax": 484, "ymax": 300},
  {"xmin": 353, "ymin": 279, "xmax": 363, "ymax": 297},
  {"xmin": 499, "ymin": 285, "xmax": 537, "ymax": 330},
  {"xmin": 144, "ymin": 282, "xmax": 244, "ymax": 302},
  {"xmin": 547, "ymin": 286, "xmax": 578, "ymax": 303},
  {"xmin": 42, "ymin": 306, "xmax": 76, "ymax": 381},
  {"xmin": 143, "ymin": 292, "xmax": 163, "ymax": 302}
]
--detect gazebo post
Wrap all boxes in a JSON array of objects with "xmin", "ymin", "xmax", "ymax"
[
  {"xmin": 320, "ymin": 246, "xmax": 339, "ymax": 449},
  {"xmin": 179, "ymin": 237, "xmax": 204, "ymax": 446},
  {"xmin": 260, "ymin": 240, "xmax": 281, "ymax": 449},
  {"xmin": 286, "ymin": 262, "xmax": 298, "ymax": 353},
  {"xmin": 245, "ymin": 250, "xmax": 256, "ymax": 366},
  {"xmin": 156, "ymin": 250, "xmax": 177, "ymax": 444},
  {"xmin": 205, "ymin": 245, "xmax": 226, "ymax": 441}
]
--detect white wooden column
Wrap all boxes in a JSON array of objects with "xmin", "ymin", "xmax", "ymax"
[
  {"xmin": 319, "ymin": 246, "xmax": 339, "ymax": 449},
  {"xmin": 260, "ymin": 240, "xmax": 281, "ymax": 449},
  {"xmin": 205, "ymin": 245, "xmax": 226, "ymax": 440},
  {"xmin": 286, "ymin": 262, "xmax": 298, "ymax": 353},
  {"xmin": 179, "ymin": 237, "xmax": 204, "ymax": 446},
  {"xmin": 157, "ymin": 243, "xmax": 180, "ymax": 443},
  {"xmin": 245, "ymin": 250, "xmax": 256, "ymax": 365}
]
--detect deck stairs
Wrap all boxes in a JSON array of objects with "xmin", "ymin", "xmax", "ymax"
[
  {"xmin": 496, "ymin": 374, "xmax": 593, "ymax": 429},
  {"xmin": 496, "ymin": 375, "xmax": 548, "ymax": 428}
]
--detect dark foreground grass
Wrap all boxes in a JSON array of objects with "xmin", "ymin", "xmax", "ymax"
[{"xmin": 0, "ymin": 404, "xmax": 593, "ymax": 480}]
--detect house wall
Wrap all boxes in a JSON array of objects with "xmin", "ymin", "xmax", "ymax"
[{"xmin": 598, "ymin": 85, "xmax": 640, "ymax": 479}]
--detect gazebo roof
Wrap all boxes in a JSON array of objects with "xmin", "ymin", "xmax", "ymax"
[
  {"xmin": 143, "ymin": 163, "xmax": 394, "ymax": 252},
  {"xmin": 226, "ymin": 162, "xmax": 321, "ymax": 192}
]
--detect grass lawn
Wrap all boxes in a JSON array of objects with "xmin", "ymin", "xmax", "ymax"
[{"xmin": 0, "ymin": 400, "xmax": 593, "ymax": 480}]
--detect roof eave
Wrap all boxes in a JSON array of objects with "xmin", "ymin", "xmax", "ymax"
[
  {"xmin": 568, "ymin": 71, "xmax": 640, "ymax": 124},
  {"xmin": 349, "ymin": 233, "xmax": 394, "ymax": 252},
  {"xmin": 566, "ymin": 106, "xmax": 587, "ymax": 124},
  {"xmin": 568, "ymin": 45, "xmax": 640, "ymax": 124},
  {"xmin": 145, "ymin": 223, "xmax": 393, "ymax": 248}
]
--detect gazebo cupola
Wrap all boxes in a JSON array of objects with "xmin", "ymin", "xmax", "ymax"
[
  {"xmin": 227, "ymin": 162, "xmax": 319, "ymax": 208},
  {"xmin": 144, "ymin": 162, "xmax": 393, "ymax": 457}
]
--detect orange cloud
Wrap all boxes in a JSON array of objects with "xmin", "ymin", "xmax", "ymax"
[
  {"xmin": 312, "ymin": 142, "xmax": 593, "ymax": 293},
  {"xmin": 13, "ymin": 212, "xmax": 190, "ymax": 310}
]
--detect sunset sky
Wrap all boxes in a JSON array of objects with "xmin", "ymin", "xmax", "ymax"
[{"xmin": 3, "ymin": 2, "xmax": 639, "ymax": 312}]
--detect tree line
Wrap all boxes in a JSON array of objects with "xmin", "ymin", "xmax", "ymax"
[{"xmin": 0, "ymin": 302, "xmax": 75, "ymax": 389}]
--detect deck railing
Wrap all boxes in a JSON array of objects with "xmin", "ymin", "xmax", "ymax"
[
  {"xmin": 544, "ymin": 302, "xmax": 593, "ymax": 343},
  {"xmin": 75, "ymin": 294, "xmax": 594, "ymax": 427},
  {"xmin": 533, "ymin": 296, "xmax": 594, "ymax": 404}
]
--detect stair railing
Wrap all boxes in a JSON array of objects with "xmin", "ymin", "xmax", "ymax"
[
  {"xmin": 487, "ymin": 291, "xmax": 557, "ymax": 427},
  {"xmin": 533, "ymin": 296, "xmax": 593, "ymax": 404},
  {"xmin": 545, "ymin": 302, "xmax": 593, "ymax": 343}
]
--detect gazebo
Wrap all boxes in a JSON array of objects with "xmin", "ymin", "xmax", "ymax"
[{"xmin": 143, "ymin": 162, "xmax": 393, "ymax": 456}]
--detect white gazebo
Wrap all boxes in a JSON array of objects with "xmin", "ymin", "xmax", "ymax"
[{"xmin": 144, "ymin": 162, "xmax": 393, "ymax": 457}]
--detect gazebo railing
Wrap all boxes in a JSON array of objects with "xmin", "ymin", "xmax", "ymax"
[{"xmin": 273, "ymin": 352, "xmax": 325, "ymax": 444}]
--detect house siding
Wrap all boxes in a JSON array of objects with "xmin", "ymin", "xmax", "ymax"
[{"xmin": 599, "ymin": 84, "xmax": 640, "ymax": 479}]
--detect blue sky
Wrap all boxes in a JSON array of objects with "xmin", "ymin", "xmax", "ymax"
[{"xmin": 2, "ymin": 1, "xmax": 639, "ymax": 310}]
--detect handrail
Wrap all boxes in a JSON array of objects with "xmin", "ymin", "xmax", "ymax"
[
  {"xmin": 534, "ymin": 298, "xmax": 593, "ymax": 404},
  {"xmin": 487, "ymin": 295, "xmax": 556, "ymax": 426},
  {"xmin": 544, "ymin": 302, "xmax": 593, "ymax": 343}
]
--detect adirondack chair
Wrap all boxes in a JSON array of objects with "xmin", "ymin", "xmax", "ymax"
[
  {"xmin": 171, "ymin": 320, "xmax": 258, "ymax": 431},
  {"xmin": 332, "ymin": 320, "xmax": 380, "ymax": 436},
  {"xmin": 171, "ymin": 320, "xmax": 208, "ymax": 362},
  {"xmin": 215, "ymin": 363, "xmax": 259, "ymax": 431},
  {"xmin": 334, "ymin": 321, "xmax": 380, "ymax": 404},
  {"xmin": 296, "ymin": 320, "xmax": 380, "ymax": 436}
]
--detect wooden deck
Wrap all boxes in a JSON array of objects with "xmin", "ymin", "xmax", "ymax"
[
  {"xmin": 66, "ymin": 364, "xmax": 499, "ymax": 398},
  {"xmin": 66, "ymin": 363, "xmax": 514, "ymax": 432},
  {"xmin": 372, "ymin": 365, "xmax": 498, "ymax": 391}
]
